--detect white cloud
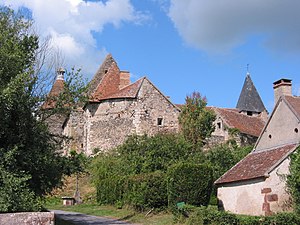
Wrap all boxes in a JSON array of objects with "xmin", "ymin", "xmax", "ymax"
[
  {"xmin": 3, "ymin": 0, "xmax": 145, "ymax": 76},
  {"xmin": 168, "ymin": 0, "xmax": 300, "ymax": 54}
]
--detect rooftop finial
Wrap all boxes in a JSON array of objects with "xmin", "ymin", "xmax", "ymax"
[
  {"xmin": 246, "ymin": 64, "xmax": 250, "ymax": 75},
  {"xmin": 57, "ymin": 67, "xmax": 65, "ymax": 80}
]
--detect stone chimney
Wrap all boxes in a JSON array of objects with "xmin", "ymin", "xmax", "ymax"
[
  {"xmin": 57, "ymin": 67, "xmax": 65, "ymax": 80},
  {"xmin": 273, "ymin": 78, "xmax": 292, "ymax": 104},
  {"xmin": 119, "ymin": 71, "xmax": 130, "ymax": 89}
]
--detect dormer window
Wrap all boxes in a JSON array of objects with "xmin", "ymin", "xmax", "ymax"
[{"xmin": 247, "ymin": 111, "xmax": 253, "ymax": 116}]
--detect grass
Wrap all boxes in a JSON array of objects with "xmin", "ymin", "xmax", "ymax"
[
  {"xmin": 46, "ymin": 174, "xmax": 178, "ymax": 225},
  {"xmin": 46, "ymin": 198, "xmax": 176, "ymax": 225}
]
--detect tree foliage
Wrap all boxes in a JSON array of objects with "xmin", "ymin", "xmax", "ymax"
[
  {"xmin": 178, "ymin": 92, "xmax": 216, "ymax": 148},
  {"xmin": 287, "ymin": 147, "xmax": 300, "ymax": 214},
  {"xmin": 0, "ymin": 6, "xmax": 84, "ymax": 212}
]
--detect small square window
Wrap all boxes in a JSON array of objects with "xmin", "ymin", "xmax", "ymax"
[{"xmin": 157, "ymin": 118, "xmax": 163, "ymax": 126}]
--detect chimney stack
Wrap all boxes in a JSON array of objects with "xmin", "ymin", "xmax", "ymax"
[
  {"xmin": 57, "ymin": 67, "xmax": 65, "ymax": 80},
  {"xmin": 273, "ymin": 78, "xmax": 292, "ymax": 105},
  {"xmin": 119, "ymin": 71, "xmax": 130, "ymax": 89}
]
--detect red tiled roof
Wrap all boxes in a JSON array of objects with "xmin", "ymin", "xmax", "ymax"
[
  {"xmin": 214, "ymin": 108, "xmax": 265, "ymax": 137},
  {"xmin": 91, "ymin": 62, "xmax": 121, "ymax": 101},
  {"xmin": 215, "ymin": 144, "xmax": 298, "ymax": 185},
  {"xmin": 285, "ymin": 96, "xmax": 300, "ymax": 119},
  {"xmin": 95, "ymin": 78, "xmax": 144, "ymax": 101},
  {"xmin": 42, "ymin": 79, "xmax": 64, "ymax": 109}
]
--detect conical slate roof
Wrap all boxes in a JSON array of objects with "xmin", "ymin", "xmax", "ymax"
[{"xmin": 236, "ymin": 74, "xmax": 266, "ymax": 113}]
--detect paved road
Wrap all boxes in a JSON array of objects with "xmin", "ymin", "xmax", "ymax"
[{"xmin": 53, "ymin": 210, "xmax": 137, "ymax": 225}]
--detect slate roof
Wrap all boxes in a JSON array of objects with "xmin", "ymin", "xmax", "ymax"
[
  {"xmin": 215, "ymin": 143, "xmax": 298, "ymax": 185},
  {"xmin": 212, "ymin": 107, "xmax": 266, "ymax": 137},
  {"xmin": 236, "ymin": 74, "xmax": 266, "ymax": 113},
  {"xmin": 42, "ymin": 79, "xmax": 64, "ymax": 109}
]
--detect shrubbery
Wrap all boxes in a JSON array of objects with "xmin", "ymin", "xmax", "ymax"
[
  {"xmin": 287, "ymin": 146, "xmax": 300, "ymax": 214},
  {"xmin": 167, "ymin": 162, "xmax": 213, "ymax": 209},
  {"xmin": 125, "ymin": 171, "xmax": 167, "ymax": 210},
  {"xmin": 185, "ymin": 207, "xmax": 300, "ymax": 225}
]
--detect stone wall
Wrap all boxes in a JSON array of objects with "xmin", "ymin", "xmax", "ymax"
[
  {"xmin": 0, "ymin": 212, "xmax": 54, "ymax": 225},
  {"xmin": 63, "ymin": 109, "xmax": 85, "ymax": 154},
  {"xmin": 83, "ymin": 79, "xmax": 180, "ymax": 154}
]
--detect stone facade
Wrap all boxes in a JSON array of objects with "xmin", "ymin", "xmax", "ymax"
[
  {"xmin": 83, "ymin": 78, "xmax": 180, "ymax": 155},
  {"xmin": 60, "ymin": 55, "xmax": 180, "ymax": 155}
]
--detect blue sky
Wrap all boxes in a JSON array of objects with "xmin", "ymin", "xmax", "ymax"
[{"xmin": 3, "ymin": 0, "xmax": 300, "ymax": 112}]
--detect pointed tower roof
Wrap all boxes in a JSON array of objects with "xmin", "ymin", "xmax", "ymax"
[
  {"xmin": 88, "ymin": 54, "xmax": 118, "ymax": 97},
  {"xmin": 236, "ymin": 74, "xmax": 266, "ymax": 113},
  {"xmin": 42, "ymin": 68, "xmax": 65, "ymax": 109}
]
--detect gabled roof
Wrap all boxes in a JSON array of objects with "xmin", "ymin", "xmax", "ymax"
[
  {"xmin": 236, "ymin": 74, "xmax": 266, "ymax": 113},
  {"xmin": 285, "ymin": 96, "xmax": 300, "ymax": 121},
  {"xmin": 91, "ymin": 77, "xmax": 144, "ymax": 101},
  {"xmin": 215, "ymin": 143, "xmax": 298, "ymax": 185},
  {"xmin": 254, "ymin": 95, "xmax": 300, "ymax": 150},
  {"xmin": 212, "ymin": 107, "xmax": 265, "ymax": 137},
  {"xmin": 42, "ymin": 79, "xmax": 64, "ymax": 109},
  {"xmin": 88, "ymin": 54, "xmax": 118, "ymax": 97}
]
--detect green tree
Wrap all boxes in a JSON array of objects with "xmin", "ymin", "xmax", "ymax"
[
  {"xmin": 0, "ymin": 6, "xmax": 84, "ymax": 212},
  {"xmin": 287, "ymin": 147, "xmax": 300, "ymax": 214},
  {"xmin": 178, "ymin": 91, "xmax": 216, "ymax": 148}
]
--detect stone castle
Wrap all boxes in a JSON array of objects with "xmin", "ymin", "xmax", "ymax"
[{"xmin": 45, "ymin": 54, "xmax": 267, "ymax": 155}]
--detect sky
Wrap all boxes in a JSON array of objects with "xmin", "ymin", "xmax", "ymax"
[{"xmin": 3, "ymin": 0, "xmax": 300, "ymax": 112}]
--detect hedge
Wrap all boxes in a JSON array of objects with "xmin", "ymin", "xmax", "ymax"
[
  {"xmin": 124, "ymin": 171, "xmax": 167, "ymax": 211},
  {"xmin": 167, "ymin": 162, "xmax": 213, "ymax": 209},
  {"xmin": 186, "ymin": 207, "xmax": 300, "ymax": 225}
]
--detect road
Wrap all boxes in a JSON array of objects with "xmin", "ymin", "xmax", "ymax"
[{"xmin": 53, "ymin": 210, "xmax": 137, "ymax": 225}]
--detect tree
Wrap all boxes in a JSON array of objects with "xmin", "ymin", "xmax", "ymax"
[
  {"xmin": 287, "ymin": 147, "xmax": 300, "ymax": 214},
  {"xmin": 178, "ymin": 92, "xmax": 216, "ymax": 148},
  {"xmin": 0, "ymin": 6, "xmax": 83, "ymax": 212}
]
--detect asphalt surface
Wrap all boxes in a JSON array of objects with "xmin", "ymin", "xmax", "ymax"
[{"xmin": 52, "ymin": 210, "xmax": 136, "ymax": 225}]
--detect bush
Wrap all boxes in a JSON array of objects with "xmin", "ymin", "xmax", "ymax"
[
  {"xmin": 186, "ymin": 208, "xmax": 300, "ymax": 225},
  {"xmin": 0, "ymin": 170, "xmax": 42, "ymax": 212},
  {"xmin": 287, "ymin": 146, "xmax": 300, "ymax": 214},
  {"xmin": 167, "ymin": 162, "xmax": 213, "ymax": 209},
  {"xmin": 124, "ymin": 171, "xmax": 167, "ymax": 211}
]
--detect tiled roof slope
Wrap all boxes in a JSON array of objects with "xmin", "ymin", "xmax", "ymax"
[
  {"xmin": 88, "ymin": 54, "xmax": 117, "ymax": 97},
  {"xmin": 91, "ymin": 61, "xmax": 121, "ymax": 101},
  {"xmin": 42, "ymin": 79, "xmax": 64, "ymax": 109},
  {"xmin": 94, "ymin": 77, "xmax": 144, "ymax": 101},
  {"xmin": 236, "ymin": 74, "xmax": 266, "ymax": 113},
  {"xmin": 285, "ymin": 96, "xmax": 300, "ymax": 119},
  {"xmin": 213, "ymin": 107, "xmax": 265, "ymax": 137},
  {"xmin": 215, "ymin": 143, "xmax": 298, "ymax": 185}
]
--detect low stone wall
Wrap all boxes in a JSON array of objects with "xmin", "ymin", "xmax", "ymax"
[{"xmin": 0, "ymin": 212, "xmax": 54, "ymax": 225}]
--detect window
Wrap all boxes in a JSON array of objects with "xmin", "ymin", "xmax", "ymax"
[
  {"xmin": 295, "ymin": 128, "xmax": 299, "ymax": 133},
  {"xmin": 268, "ymin": 134, "xmax": 272, "ymax": 139},
  {"xmin": 217, "ymin": 122, "xmax": 221, "ymax": 129},
  {"xmin": 247, "ymin": 111, "xmax": 253, "ymax": 116},
  {"xmin": 157, "ymin": 118, "xmax": 163, "ymax": 126}
]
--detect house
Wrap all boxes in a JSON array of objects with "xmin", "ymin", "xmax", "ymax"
[
  {"xmin": 62, "ymin": 54, "xmax": 180, "ymax": 155},
  {"xmin": 207, "ymin": 74, "xmax": 267, "ymax": 147},
  {"xmin": 215, "ymin": 78, "xmax": 300, "ymax": 216}
]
